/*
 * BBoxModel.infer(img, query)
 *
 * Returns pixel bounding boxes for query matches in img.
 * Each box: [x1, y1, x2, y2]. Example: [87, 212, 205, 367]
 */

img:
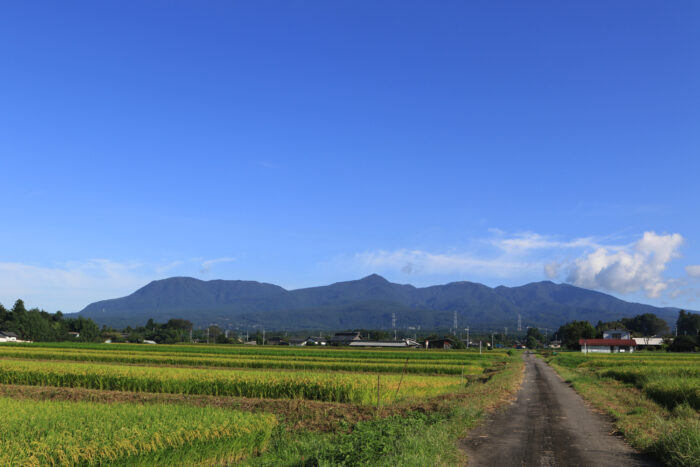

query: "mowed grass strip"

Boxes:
[0, 359, 463, 404]
[0, 346, 482, 375]
[0, 396, 277, 466]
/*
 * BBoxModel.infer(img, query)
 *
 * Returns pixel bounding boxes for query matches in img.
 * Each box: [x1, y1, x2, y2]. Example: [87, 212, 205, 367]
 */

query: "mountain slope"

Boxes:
[76, 275, 683, 330]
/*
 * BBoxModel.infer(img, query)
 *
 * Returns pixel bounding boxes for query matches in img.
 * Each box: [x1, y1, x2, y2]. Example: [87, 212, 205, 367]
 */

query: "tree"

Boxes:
[166, 319, 192, 331]
[0, 303, 8, 327]
[525, 328, 543, 349]
[621, 313, 669, 336]
[67, 317, 101, 342]
[557, 321, 596, 350]
[677, 310, 700, 337]
[668, 335, 697, 352]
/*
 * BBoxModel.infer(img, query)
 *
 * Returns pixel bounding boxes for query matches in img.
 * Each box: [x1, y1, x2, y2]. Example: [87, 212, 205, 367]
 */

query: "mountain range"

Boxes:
[75, 274, 684, 332]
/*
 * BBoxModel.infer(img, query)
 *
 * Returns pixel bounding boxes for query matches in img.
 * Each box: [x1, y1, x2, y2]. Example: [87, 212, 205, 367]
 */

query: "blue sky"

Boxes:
[1, 1, 698, 313]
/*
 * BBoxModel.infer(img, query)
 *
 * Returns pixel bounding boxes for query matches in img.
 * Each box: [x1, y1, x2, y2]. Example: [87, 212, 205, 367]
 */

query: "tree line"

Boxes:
[0, 299, 101, 342]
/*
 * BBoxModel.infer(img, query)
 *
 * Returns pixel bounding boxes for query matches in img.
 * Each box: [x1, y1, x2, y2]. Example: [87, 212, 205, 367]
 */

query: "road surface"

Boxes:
[461, 353, 660, 467]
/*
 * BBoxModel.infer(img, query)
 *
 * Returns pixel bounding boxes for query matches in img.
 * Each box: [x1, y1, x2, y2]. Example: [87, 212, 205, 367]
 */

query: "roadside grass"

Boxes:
[547, 354, 700, 467]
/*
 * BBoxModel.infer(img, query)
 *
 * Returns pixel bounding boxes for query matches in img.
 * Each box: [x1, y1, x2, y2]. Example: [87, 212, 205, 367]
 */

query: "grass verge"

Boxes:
[546, 355, 699, 467]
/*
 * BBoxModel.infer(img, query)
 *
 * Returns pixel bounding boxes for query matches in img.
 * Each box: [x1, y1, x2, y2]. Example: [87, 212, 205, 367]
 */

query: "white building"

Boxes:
[0, 331, 18, 343]
[349, 339, 419, 348]
[580, 329, 636, 353]
[633, 337, 664, 348]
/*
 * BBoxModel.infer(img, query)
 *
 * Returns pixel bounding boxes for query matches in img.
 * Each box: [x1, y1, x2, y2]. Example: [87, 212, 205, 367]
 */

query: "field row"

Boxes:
[0, 346, 487, 375]
[5, 341, 504, 361]
[0, 359, 465, 405]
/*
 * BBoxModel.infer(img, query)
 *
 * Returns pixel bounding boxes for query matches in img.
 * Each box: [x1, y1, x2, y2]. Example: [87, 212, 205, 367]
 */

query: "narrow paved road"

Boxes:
[461, 353, 660, 467]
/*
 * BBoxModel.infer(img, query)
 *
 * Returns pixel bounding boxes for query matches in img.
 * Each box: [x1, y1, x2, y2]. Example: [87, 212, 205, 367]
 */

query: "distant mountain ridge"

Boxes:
[75, 274, 683, 331]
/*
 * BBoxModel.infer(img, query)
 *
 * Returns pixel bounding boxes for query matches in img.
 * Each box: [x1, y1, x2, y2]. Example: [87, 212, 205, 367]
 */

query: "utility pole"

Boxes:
[479, 340, 482, 354]
[453, 311, 458, 335]
[262, 327, 265, 346]
[491, 332, 494, 350]
[465, 327, 470, 348]
[517, 314, 522, 332]
[207, 326, 210, 344]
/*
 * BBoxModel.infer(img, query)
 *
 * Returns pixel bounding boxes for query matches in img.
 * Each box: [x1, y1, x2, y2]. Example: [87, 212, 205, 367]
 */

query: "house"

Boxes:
[305, 336, 327, 346]
[330, 331, 362, 345]
[288, 339, 307, 346]
[68, 331, 80, 338]
[349, 339, 420, 348]
[267, 336, 284, 345]
[580, 329, 636, 353]
[426, 338, 457, 349]
[143, 339, 157, 345]
[633, 337, 665, 349]
[603, 329, 632, 340]
[0, 331, 18, 343]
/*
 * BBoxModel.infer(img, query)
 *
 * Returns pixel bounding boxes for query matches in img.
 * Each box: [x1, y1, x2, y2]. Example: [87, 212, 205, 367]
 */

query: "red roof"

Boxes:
[579, 339, 636, 346]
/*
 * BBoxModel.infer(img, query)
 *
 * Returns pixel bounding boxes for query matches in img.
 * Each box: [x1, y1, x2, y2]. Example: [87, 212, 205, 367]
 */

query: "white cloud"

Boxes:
[0, 256, 241, 312]
[544, 261, 561, 279]
[352, 230, 693, 303]
[565, 231, 683, 298]
[492, 232, 601, 254]
[200, 257, 236, 274]
[685, 265, 700, 277]
[355, 249, 537, 277]
[0, 260, 151, 313]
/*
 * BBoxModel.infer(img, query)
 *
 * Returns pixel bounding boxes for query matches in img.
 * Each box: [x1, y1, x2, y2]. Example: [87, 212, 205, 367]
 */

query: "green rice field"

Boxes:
[550, 353, 700, 410]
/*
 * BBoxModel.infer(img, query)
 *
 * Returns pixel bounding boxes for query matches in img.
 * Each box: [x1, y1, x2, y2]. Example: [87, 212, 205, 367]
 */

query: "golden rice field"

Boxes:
[0, 396, 277, 466]
[0, 345, 485, 375]
[0, 358, 464, 404]
[0, 342, 513, 465]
